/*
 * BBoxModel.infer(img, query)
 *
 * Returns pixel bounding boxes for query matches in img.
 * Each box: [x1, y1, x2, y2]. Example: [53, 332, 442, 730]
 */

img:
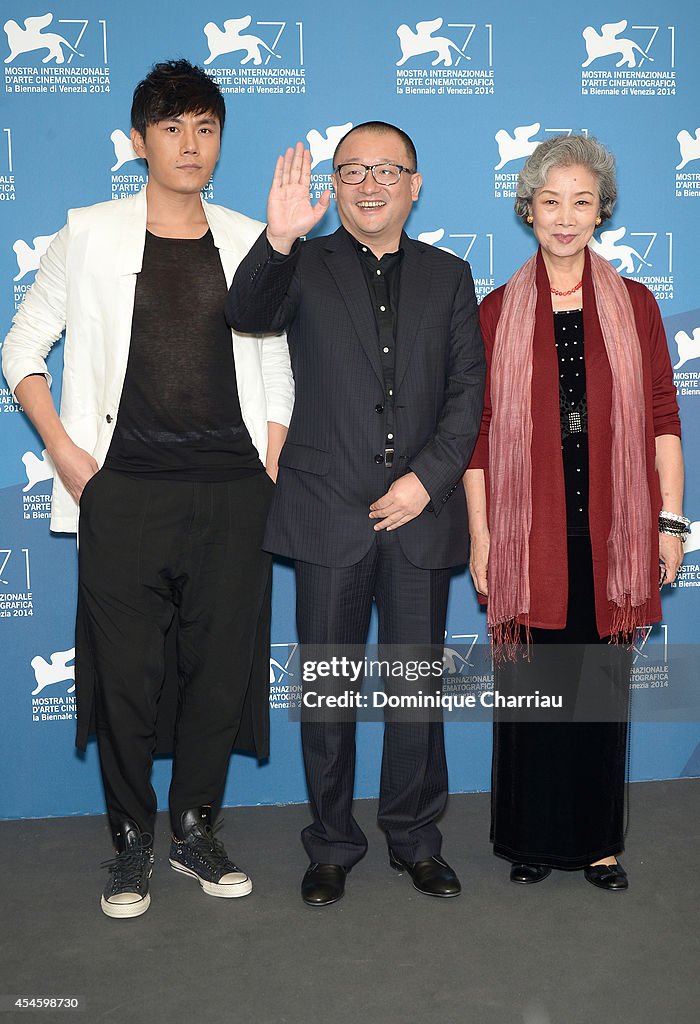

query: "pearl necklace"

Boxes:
[550, 280, 582, 297]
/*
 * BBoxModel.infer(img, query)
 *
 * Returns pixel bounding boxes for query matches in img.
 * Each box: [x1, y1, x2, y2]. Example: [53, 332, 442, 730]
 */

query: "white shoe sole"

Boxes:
[100, 892, 151, 919]
[169, 859, 253, 898]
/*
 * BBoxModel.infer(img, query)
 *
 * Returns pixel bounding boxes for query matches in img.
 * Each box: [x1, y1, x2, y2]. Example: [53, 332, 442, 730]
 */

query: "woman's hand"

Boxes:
[655, 436, 685, 587]
[658, 532, 684, 586]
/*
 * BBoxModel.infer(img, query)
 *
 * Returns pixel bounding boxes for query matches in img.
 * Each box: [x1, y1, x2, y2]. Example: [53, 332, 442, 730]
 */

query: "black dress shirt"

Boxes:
[347, 229, 404, 467]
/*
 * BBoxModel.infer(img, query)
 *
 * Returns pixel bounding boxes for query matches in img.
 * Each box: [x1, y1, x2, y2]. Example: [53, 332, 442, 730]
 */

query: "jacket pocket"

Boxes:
[278, 442, 331, 476]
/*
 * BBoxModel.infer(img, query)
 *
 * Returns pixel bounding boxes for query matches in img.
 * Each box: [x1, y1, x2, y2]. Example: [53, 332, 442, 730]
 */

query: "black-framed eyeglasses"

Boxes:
[334, 162, 416, 186]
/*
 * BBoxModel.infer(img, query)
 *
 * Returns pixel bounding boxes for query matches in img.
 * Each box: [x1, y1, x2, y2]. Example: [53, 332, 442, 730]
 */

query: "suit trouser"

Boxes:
[77, 469, 272, 840]
[296, 528, 452, 868]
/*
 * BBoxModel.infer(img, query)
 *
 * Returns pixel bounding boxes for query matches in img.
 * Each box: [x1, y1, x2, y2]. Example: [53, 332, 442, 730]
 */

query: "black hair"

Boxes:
[332, 121, 418, 170]
[131, 59, 225, 137]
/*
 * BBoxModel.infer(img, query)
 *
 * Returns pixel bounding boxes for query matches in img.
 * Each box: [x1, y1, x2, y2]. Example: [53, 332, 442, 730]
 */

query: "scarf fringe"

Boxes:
[608, 598, 652, 646]
[491, 618, 532, 663]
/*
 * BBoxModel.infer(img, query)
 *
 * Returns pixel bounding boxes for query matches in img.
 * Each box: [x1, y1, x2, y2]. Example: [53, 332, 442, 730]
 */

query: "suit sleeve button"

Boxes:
[374, 454, 383, 464]
[375, 404, 384, 413]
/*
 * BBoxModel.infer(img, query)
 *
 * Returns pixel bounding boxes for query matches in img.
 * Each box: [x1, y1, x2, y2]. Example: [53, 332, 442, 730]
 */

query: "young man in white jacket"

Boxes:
[2, 60, 293, 918]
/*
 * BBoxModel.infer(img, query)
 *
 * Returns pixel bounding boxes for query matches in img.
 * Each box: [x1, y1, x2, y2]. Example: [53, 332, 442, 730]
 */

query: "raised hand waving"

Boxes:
[266, 142, 331, 254]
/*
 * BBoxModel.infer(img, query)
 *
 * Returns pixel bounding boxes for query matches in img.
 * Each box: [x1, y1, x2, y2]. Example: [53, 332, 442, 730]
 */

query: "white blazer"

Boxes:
[2, 190, 294, 533]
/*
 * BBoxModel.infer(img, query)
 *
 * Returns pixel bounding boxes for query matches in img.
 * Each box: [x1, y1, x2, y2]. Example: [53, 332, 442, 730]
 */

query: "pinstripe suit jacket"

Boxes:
[226, 226, 485, 569]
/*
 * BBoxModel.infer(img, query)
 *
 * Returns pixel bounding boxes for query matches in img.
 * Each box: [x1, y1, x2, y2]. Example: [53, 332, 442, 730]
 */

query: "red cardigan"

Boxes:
[469, 248, 681, 636]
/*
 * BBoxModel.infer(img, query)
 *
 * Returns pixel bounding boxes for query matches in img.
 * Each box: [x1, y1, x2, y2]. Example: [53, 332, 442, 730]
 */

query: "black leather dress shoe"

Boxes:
[510, 863, 552, 884]
[583, 862, 628, 891]
[389, 850, 461, 897]
[301, 863, 347, 906]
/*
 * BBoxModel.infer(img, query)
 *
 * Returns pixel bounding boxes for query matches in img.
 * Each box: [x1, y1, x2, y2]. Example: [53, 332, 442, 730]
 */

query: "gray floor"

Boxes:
[1, 779, 699, 1024]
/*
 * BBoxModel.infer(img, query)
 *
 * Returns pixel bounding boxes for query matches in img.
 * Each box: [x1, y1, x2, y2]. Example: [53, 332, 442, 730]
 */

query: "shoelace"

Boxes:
[187, 821, 236, 870]
[101, 833, 153, 888]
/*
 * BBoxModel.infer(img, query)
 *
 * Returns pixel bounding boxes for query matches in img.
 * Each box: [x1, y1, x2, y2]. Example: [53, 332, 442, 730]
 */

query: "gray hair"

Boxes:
[514, 134, 617, 226]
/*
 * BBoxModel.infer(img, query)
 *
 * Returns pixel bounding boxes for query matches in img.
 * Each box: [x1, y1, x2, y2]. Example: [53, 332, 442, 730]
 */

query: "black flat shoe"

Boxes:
[389, 850, 461, 897]
[301, 863, 347, 906]
[510, 863, 552, 885]
[583, 862, 628, 891]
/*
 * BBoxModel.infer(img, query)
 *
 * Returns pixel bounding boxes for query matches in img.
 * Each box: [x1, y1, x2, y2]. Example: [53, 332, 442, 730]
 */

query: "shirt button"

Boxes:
[374, 454, 383, 464]
[376, 270, 382, 276]
[362, 247, 368, 252]
[388, 389, 393, 396]
[106, 414, 113, 423]
[383, 346, 390, 353]
[387, 433, 394, 440]
[375, 404, 384, 413]
[379, 305, 386, 312]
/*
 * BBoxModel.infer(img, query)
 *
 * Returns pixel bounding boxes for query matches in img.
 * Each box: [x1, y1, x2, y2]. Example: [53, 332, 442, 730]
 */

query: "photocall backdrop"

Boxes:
[1, 1, 699, 820]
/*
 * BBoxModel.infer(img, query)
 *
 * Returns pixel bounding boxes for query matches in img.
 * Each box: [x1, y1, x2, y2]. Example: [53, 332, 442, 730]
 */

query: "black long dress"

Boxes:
[490, 310, 632, 869]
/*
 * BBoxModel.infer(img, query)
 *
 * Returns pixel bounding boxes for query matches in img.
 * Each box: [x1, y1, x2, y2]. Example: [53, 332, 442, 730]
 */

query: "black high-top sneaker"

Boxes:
[169, 806, 252, 898]
[100, 821, 154, 919]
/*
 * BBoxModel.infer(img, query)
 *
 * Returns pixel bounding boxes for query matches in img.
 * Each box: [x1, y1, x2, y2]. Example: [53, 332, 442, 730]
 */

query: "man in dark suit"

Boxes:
[227, 122, 484, 905]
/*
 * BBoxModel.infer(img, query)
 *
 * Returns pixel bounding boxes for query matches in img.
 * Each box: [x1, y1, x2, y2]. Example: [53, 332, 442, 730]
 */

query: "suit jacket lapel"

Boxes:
[205, 201, 249, 284]
[322, 228, 384, 386]
[116, 187, 148, 276]
[395, 235, 429, 393]
[112, 190, 148, 381]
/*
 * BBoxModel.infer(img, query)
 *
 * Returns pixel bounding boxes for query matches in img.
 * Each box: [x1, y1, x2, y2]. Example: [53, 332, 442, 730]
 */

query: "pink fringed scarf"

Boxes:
[488, 248, 651, 653]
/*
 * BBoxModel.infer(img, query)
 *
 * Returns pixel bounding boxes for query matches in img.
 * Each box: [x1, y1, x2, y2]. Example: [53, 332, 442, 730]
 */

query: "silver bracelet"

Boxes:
[659, 510, 690, 525]
[659, 511, 690, 541]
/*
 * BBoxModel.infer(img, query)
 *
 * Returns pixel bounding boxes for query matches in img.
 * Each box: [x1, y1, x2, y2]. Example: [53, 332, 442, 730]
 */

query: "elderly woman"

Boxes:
[464, 135, 685, 890]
